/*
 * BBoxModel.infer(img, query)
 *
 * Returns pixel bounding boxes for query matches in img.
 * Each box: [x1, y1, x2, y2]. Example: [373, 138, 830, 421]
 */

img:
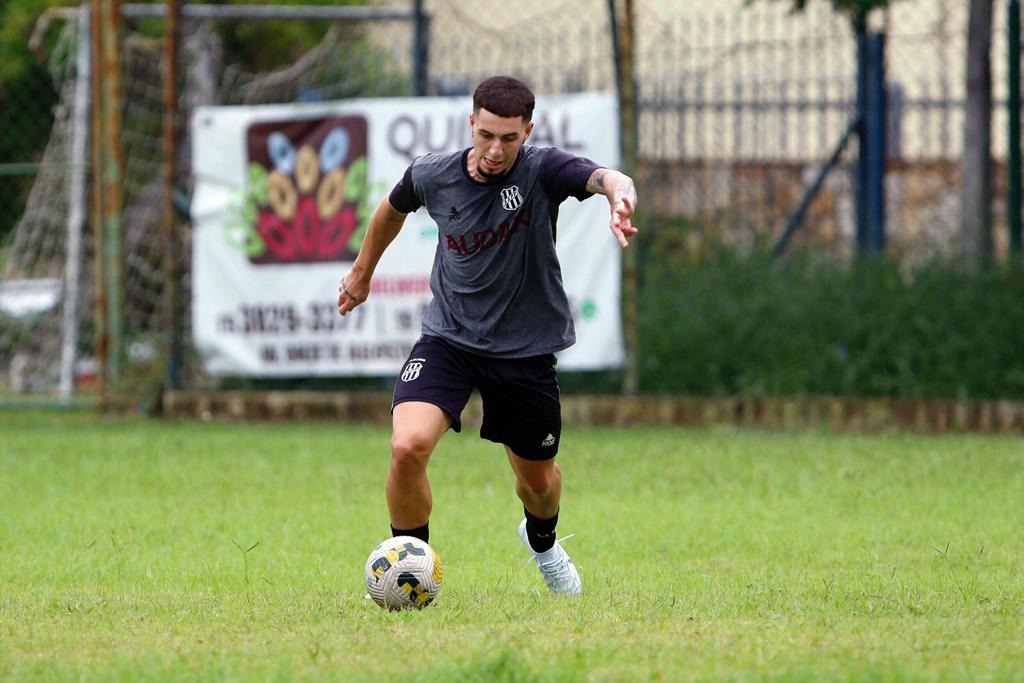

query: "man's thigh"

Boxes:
[392, 335, 475, 432]
[478, 353, 561, 460]
[391, 401, 452, 457]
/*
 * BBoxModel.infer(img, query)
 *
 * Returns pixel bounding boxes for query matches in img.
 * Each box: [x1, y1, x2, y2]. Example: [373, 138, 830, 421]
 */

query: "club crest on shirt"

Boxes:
[500, 185, 524, 211]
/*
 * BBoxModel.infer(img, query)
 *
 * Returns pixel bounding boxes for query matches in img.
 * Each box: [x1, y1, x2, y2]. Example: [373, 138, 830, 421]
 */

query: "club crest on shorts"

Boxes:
[400, 358, 426, 382]
[500, 185, 524, 211]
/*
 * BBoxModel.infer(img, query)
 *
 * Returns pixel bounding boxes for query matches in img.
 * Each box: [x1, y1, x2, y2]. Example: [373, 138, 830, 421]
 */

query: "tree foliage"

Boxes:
[759, 0, 896, 29]
[784, 0, 893, 13]
[0, 0, 75, 87]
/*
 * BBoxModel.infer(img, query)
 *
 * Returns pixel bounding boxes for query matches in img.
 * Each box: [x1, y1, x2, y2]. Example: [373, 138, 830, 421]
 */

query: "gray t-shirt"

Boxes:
[389, 145, 599, 357]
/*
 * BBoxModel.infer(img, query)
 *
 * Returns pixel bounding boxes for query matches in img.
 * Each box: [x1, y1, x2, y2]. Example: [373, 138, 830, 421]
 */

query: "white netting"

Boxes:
[0, 21, 85, 396]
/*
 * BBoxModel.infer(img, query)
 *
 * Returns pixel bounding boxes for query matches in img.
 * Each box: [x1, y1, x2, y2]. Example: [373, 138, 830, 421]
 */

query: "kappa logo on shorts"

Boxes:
[500, 185, 524, 211]
[541, 433, 557, 447]
[400, 358, 426, 382]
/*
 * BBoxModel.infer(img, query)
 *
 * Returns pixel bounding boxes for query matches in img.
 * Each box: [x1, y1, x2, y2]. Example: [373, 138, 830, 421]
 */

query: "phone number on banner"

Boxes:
[214, 302, 426, 336]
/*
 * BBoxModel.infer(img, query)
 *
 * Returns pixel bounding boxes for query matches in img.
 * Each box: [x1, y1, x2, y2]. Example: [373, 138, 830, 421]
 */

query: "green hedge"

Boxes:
[636, 247, 1024, 399]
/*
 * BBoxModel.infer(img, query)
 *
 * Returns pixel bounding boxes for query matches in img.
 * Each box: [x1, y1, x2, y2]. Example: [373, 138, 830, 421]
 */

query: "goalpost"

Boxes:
[60, 7, 91, 399]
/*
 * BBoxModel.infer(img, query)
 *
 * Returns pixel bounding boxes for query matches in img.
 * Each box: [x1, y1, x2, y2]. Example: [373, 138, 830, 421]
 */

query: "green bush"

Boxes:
[634, 244, 1024, 399]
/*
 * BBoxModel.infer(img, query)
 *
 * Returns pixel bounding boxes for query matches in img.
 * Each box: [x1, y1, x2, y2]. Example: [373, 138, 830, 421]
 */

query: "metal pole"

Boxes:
[961, 0, 994, 269]
[89, 0, 107, 407]
[412, 0, 428, 96]
[773, 116, 860, 258]
[162, 0, 182, 389]
[122, 3, 417, 20]
[855, 26, 869, 253]
[98, 0, 125, 401]
[1010, 0, 1022, 254]
[607, 0, 622, 103]
[864, 32, 887, 253]
[617, 0, 639, 395]
[60, 4, 92, 401]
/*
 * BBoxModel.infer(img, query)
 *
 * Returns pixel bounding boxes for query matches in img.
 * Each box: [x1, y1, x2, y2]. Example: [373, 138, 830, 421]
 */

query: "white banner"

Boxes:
[190, 93, 622, 376]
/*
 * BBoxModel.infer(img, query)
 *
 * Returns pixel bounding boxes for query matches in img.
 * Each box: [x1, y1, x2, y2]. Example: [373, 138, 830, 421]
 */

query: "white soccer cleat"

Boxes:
[518, 518, 582, 595]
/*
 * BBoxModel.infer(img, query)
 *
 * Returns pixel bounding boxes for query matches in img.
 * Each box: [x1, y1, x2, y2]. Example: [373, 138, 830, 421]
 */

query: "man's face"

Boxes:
[469, 107, 534, 179]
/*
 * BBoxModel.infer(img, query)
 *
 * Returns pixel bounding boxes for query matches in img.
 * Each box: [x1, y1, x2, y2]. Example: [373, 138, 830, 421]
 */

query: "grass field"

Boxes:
[1, 409, 1022, 681]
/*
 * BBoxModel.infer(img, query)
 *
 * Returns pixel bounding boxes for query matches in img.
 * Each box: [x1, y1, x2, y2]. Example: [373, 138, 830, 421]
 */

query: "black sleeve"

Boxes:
[538, 147, 600, 204]
[388, 164, 422, 213]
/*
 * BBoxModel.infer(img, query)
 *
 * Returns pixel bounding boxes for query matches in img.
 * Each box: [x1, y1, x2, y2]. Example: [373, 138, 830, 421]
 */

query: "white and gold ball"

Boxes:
[364, 536, 443, 610]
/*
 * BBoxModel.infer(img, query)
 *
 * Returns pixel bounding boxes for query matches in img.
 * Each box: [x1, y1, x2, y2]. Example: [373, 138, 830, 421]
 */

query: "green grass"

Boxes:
[1, 410, 1022, 681]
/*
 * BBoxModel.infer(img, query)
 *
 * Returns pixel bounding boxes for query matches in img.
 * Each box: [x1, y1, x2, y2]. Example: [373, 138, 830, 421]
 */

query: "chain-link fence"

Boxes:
[0, 0, 1017, 402]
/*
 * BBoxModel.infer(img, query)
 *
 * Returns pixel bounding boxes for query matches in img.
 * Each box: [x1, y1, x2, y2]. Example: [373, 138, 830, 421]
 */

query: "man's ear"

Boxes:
[523, 120, 534, 140]
[469, 112, 476, 131]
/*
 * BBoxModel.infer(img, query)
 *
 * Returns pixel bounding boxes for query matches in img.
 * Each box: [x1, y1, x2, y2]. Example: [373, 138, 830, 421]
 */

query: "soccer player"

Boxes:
[337, 75, 637, 595]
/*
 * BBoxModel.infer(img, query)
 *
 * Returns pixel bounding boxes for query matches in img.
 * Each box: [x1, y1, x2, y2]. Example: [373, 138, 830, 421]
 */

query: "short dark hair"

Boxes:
[472, 75, 535, 122]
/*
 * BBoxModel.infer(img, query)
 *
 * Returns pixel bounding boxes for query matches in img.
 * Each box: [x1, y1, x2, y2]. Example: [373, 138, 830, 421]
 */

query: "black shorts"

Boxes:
[392, 335, 562, 460]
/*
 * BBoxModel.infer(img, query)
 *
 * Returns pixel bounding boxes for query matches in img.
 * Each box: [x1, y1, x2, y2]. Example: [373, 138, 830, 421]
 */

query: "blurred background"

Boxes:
[1, 0, 1021, 417]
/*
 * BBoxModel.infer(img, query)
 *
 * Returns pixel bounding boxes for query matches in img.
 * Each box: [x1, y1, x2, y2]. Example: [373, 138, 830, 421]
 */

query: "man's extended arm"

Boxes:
[337, 197, 408, 317]
[585, 168, 638, 248]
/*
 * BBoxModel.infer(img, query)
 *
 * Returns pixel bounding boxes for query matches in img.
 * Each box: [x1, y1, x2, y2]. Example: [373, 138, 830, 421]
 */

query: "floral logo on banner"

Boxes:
[226, 116, 370, 264]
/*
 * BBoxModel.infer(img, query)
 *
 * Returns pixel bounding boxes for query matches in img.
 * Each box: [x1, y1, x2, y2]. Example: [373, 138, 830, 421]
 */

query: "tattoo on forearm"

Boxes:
[587, 169, 636, 208]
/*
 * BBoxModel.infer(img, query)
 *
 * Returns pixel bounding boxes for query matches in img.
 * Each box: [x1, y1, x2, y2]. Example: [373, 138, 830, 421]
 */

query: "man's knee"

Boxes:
[518, 461, 558, 497]
[390, 430, 436, 471]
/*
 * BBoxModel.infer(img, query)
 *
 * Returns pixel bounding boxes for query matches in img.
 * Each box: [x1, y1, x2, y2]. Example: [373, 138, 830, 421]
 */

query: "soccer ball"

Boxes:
[364, 536, 443, 610]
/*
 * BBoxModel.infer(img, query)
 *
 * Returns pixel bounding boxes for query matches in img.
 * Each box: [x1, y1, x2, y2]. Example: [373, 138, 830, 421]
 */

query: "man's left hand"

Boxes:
[610, 197, 638, 248]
